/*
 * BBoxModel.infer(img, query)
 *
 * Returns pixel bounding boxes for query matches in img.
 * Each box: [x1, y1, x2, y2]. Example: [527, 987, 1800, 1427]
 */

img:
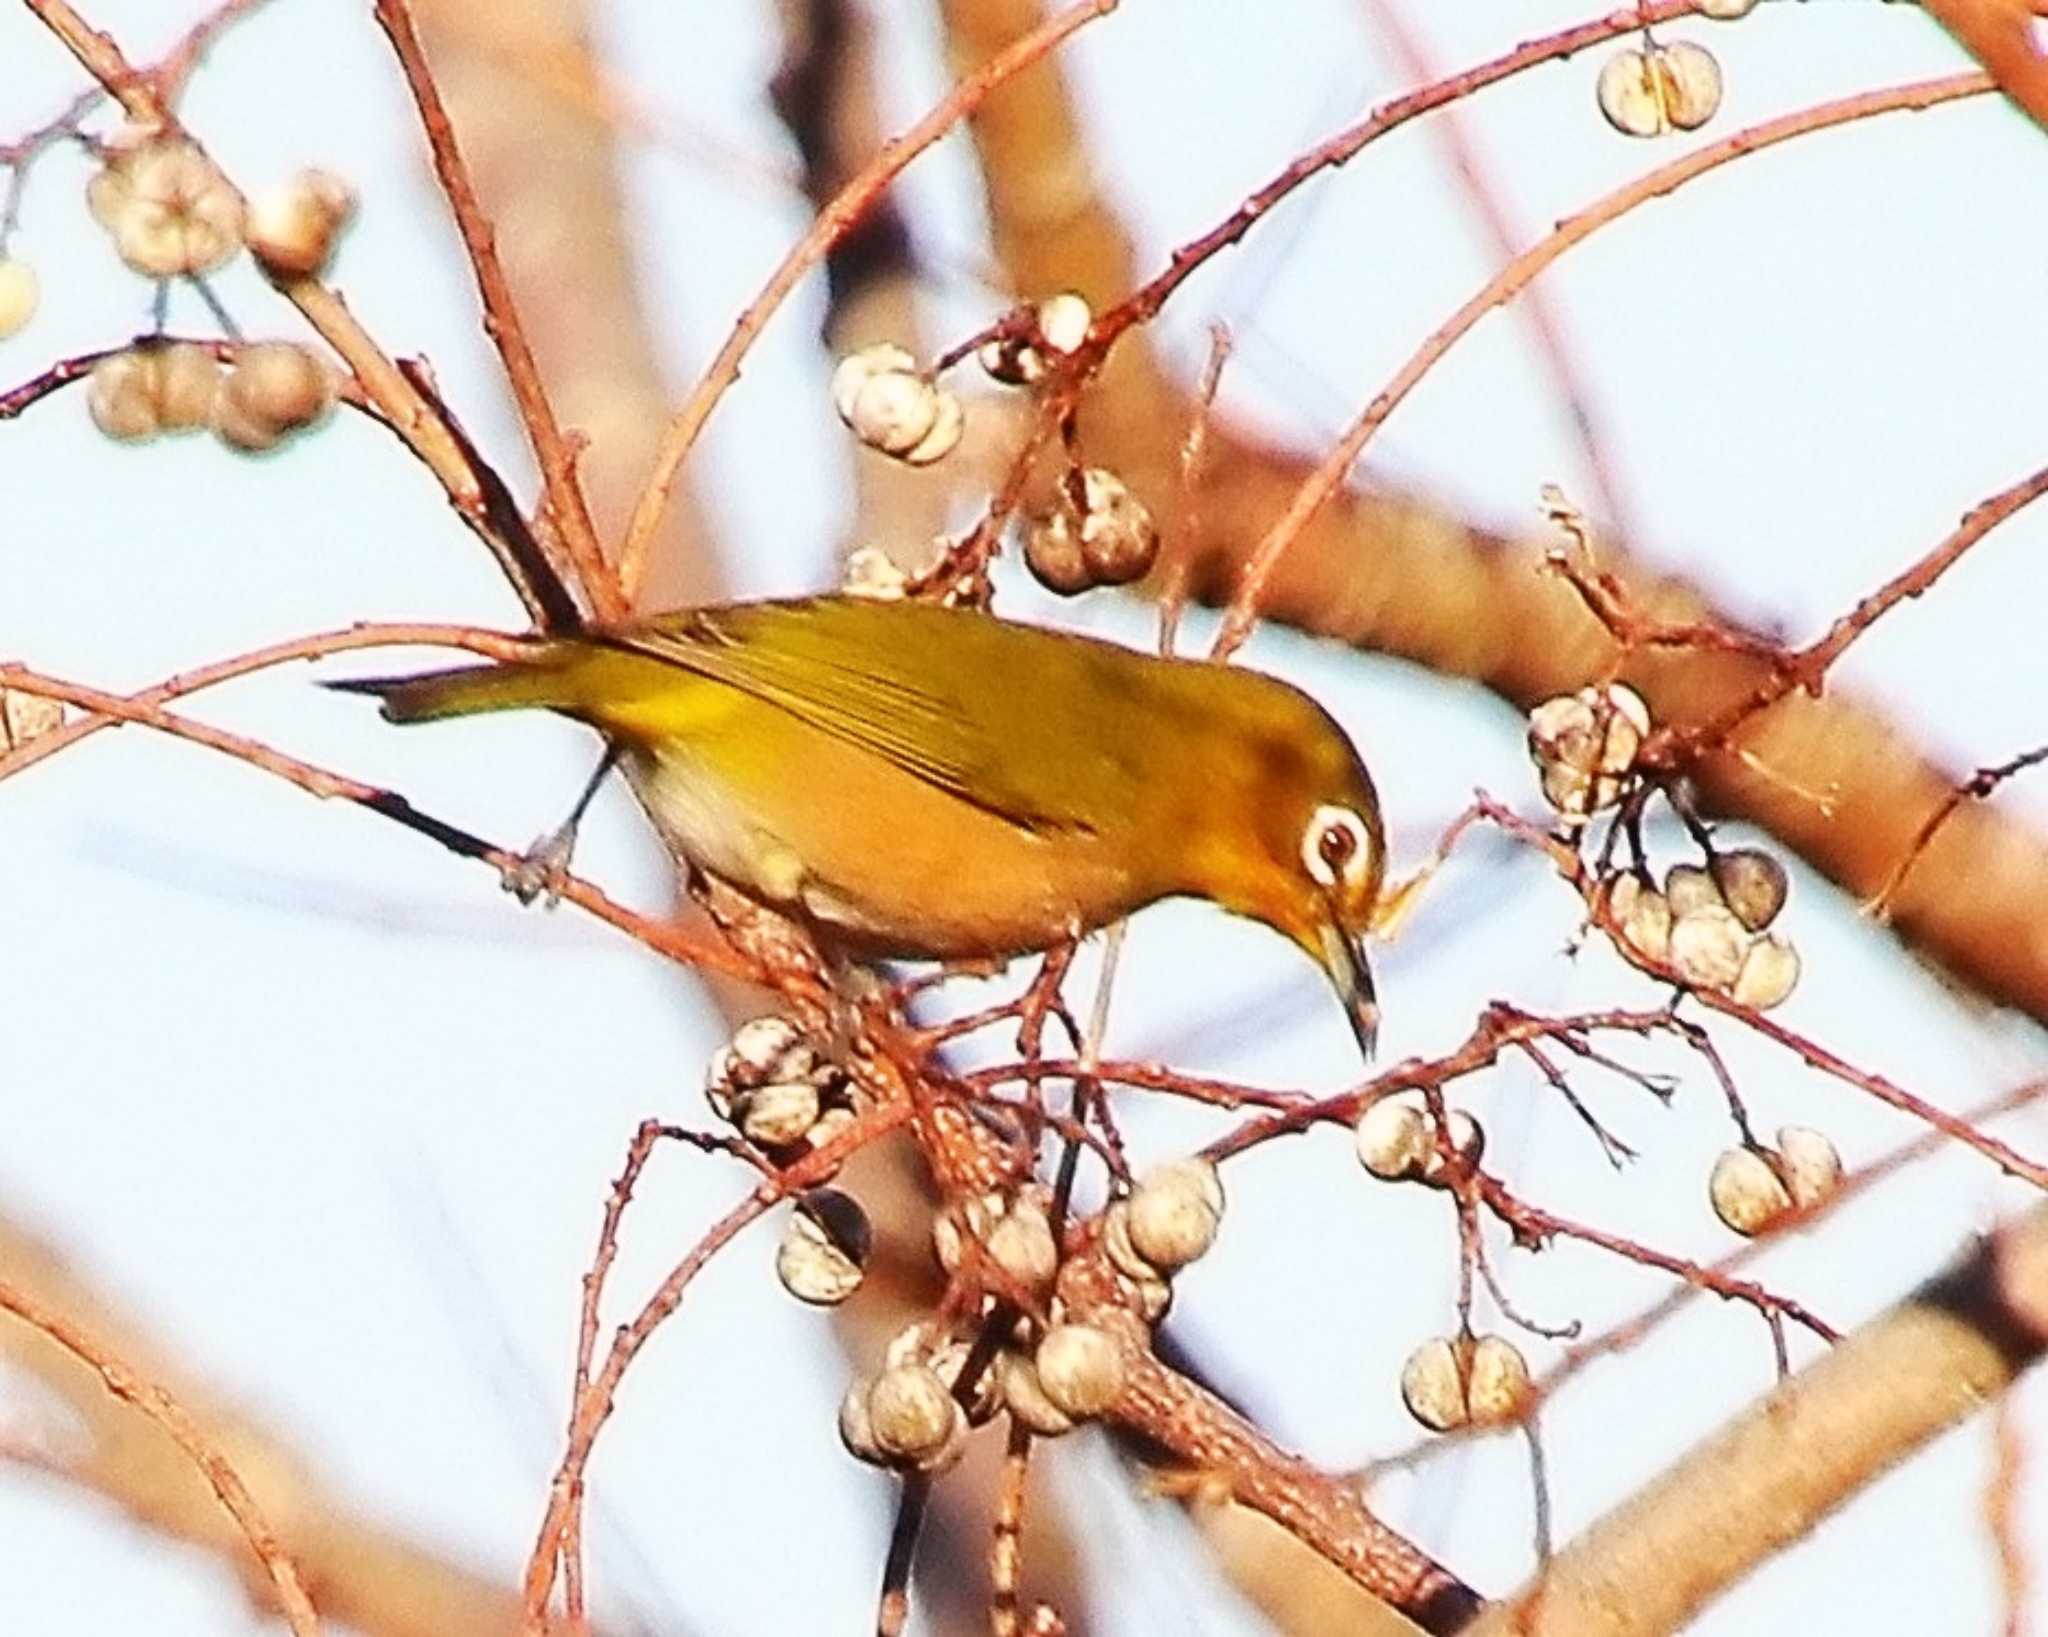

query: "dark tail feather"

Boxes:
[322, 660, 570, 724]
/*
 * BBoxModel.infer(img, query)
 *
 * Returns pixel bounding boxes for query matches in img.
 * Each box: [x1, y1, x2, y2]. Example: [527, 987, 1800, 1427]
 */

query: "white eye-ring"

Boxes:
[1302, 804, 1372, 891]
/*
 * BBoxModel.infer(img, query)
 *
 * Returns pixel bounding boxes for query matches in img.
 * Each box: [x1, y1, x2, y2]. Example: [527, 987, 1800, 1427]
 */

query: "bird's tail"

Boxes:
[323, 653, 578, 724]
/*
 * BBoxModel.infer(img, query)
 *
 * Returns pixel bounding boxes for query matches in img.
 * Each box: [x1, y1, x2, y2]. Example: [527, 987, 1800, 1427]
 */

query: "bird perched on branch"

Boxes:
[330, 595, 1391, 1055]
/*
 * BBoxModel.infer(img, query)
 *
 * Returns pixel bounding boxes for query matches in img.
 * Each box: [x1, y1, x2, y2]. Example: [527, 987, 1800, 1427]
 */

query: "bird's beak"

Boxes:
[1314, 906, 1380, 1061]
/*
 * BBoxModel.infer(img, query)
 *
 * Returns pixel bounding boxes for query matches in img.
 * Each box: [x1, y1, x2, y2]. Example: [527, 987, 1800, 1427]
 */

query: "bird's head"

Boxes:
[1188, 685, 1388, 1058]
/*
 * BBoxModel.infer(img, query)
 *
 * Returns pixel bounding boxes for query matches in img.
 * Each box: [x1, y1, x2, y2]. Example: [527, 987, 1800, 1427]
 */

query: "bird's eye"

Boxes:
[1302, 804, 1370, 890]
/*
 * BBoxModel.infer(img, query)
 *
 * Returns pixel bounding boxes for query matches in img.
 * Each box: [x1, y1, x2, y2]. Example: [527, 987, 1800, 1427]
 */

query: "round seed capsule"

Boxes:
[1670, 904, 1747, 991]
[867, 1362, 963, 1465]
[1355, 1096, 1431, 1181]
[1125, 1159, 1224, 1270]
[1709, 1146, 1792, 1236]
[1777, 1125, 1842, 1210]
[1711, 848, 1789, 931]
[775, 1189, 871, 1306]
[1400, 1337, 1468, 1433]
[1034, 1324, 1126, 1420]
[1732, 934, 1800, 1010]
[1466, 1335, 1533, 1427]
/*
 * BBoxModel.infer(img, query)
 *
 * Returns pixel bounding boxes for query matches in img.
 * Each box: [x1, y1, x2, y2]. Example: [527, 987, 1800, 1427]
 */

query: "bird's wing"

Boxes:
[612, 599, 1117, 833]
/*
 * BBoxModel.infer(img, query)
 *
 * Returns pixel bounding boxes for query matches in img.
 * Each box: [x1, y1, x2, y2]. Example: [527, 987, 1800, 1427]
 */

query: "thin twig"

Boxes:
[21, 0, 579, 629]
[372, 0, 617, 624]
[1210, 72, 1993, 659]
[0, 1278, 323, 1636]
[615, 0, 1121, 603]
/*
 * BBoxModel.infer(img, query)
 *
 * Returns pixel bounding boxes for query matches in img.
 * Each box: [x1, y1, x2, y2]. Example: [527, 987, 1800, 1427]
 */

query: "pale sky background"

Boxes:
[5, 1, 2048, 1632]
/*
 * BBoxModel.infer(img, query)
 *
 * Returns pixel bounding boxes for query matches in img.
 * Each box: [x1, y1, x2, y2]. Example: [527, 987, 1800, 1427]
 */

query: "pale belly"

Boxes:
[623, 739, 1147, 960]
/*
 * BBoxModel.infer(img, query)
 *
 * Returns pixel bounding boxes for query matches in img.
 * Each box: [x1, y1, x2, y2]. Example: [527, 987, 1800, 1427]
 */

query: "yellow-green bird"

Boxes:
[333, 595, 1389, 1054]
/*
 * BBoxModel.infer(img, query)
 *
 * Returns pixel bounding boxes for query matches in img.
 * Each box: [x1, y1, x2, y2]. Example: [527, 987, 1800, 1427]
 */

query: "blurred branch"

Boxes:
[615, 0, 1120, 604]
[1356, 0, 1638, 542]
[407, 0, 728, 612]
[0, 1216, 587, 1636]
[373, 0, 619, 624]
[0, 1275, 322, 1635]
[1466, 1203, 2048, 1636]
[1925, 0, 2048, 133]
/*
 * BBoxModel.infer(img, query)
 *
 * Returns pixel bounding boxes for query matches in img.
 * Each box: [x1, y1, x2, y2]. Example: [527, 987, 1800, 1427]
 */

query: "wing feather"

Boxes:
[610, 599, 1110, 832]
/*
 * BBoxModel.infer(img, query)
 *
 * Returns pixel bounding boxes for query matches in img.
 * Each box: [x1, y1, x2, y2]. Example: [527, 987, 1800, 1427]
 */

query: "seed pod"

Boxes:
[1657, 42, 1724, 129]
[735, 1079, 822, 1148]
[1732, 934, 1800, 1010]
[1069, 467, 1158, 586]
[838, 1375, 887, 1464]
[1400, 1337, 1469, 1433]
[91, 138, 244, 278]
[776, 1190, 871, 1305]
[867, 1362, 964, 1465]
[1354, 1096, 1431, 1181]
[1711, 848, 1789, 931]
[1100, 1201, 1156, 1281]
[1598, 42, 1724, 138]
[1663, 863, 1724, 919]
[212, 342, 335, 451]
[153, 343, 222, 430]
[998, 1349, 1076, 1437]
[1613, 876, 1673, 963]
[1699, 0, 1758, 15]
[1777, 1125, 1842, 1210]
[1022, 507, 1095, 596]
[832, 343, 947, 458]
[985, 1192, 1059, 1296]
[0, 258, 38, 340]
[899, 386, 963, 466]
[1465, 1335, 1533, 1427]
[1033, 1324, 1126, 1420]
[1709, 1146, 1792, 1236]
[1528, 685, 1647, 817]
[1034, 292, 1091, 355]
[1419, 1110, 1485, 1187]
[245, 168, 355, 279]
[1669, 904, 1747, 991]
[1, 689, 63, 751]
[1125, 1159, 1224, 1270]
[978, 333, 1048, 387]
[87, 351, 163, 442]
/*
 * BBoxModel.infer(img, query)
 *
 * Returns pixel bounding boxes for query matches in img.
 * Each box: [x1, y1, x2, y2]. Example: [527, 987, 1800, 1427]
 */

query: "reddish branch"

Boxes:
[1870, 742, 2048, 920]
[1211, 71, 1994, 656]
[0, 1278, 323, 1636]
[0, 659, 759, 982]
[21, 0, 578, 630]
[614, 0, 1122, 604]
[372, 0, 619, 625]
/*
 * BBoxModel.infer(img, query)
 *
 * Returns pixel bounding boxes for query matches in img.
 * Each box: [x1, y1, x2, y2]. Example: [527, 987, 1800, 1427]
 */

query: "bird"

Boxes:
[328, 594, 1389, 1055]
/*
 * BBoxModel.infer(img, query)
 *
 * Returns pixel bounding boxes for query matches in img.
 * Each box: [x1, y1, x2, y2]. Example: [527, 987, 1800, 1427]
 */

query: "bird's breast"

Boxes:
[625, 736, 1148, 961]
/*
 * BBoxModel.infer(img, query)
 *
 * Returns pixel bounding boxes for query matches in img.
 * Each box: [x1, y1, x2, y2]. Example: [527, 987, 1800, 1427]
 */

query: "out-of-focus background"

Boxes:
[5, 1, 2048, 1631]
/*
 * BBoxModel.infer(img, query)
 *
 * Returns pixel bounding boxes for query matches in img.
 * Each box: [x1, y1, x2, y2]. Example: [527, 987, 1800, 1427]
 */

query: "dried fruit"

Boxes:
[1732, 934, 1800, 1010]
[1124, 1159, 1224, 1270]
[89, 137, 244, 278]
[1669, 904, 1747, 991]
[1597, 41, 1724, 138]
[1711, 848, 1789, 932]
[245, 168, 355, 279]
[1033, 1324, 1125, 1419]
[0, 258, 39, 340]
[1709, 1146, 1792, 1236]
[1777, 1125, 1842, 1210]
[775, 1190, 871, 1305]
